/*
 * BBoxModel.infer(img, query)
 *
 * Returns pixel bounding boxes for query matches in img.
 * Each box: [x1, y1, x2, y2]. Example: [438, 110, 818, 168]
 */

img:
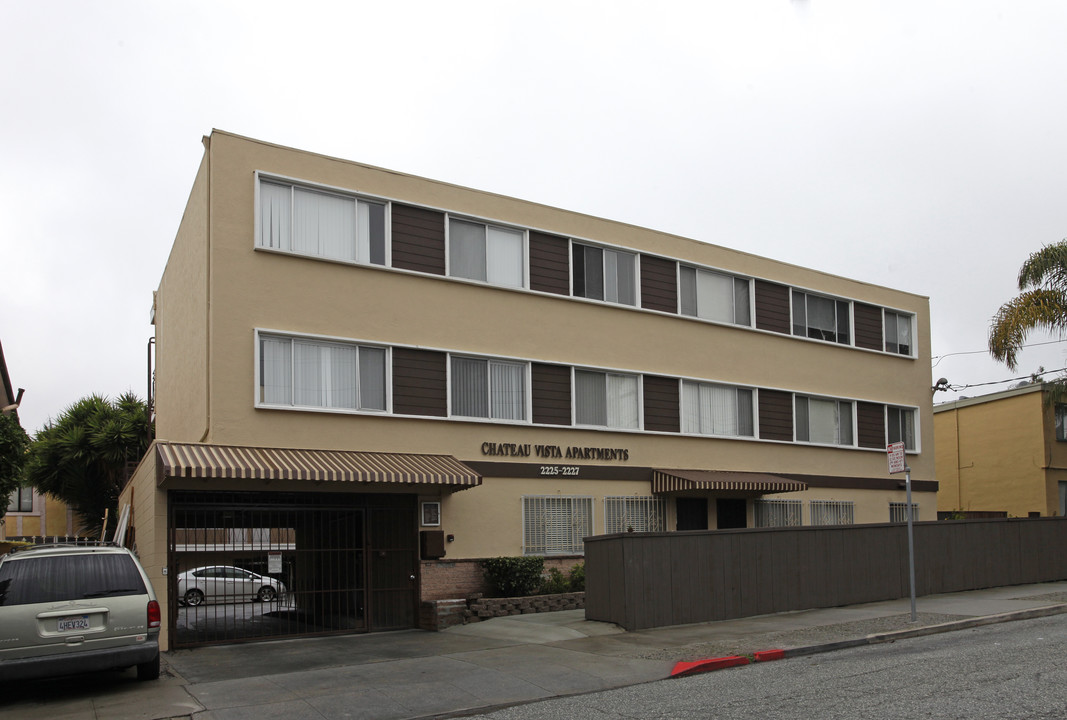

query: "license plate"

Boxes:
[58, 615, 90, 632]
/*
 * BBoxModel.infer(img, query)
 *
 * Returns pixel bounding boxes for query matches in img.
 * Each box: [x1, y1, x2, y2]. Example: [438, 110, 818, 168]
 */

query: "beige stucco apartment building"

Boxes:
[935, 384, 1067, 518]
[122, 130, 934, 649]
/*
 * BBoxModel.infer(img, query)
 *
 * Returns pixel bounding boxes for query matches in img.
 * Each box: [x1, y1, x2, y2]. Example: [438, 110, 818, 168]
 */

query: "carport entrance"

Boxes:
[168, 490, 417, 647]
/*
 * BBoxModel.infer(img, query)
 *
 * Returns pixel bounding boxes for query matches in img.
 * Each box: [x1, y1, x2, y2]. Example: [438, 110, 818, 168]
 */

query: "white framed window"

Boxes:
[679, 267, 751, 325]
[795, 396, 854, 446]
[574, 369, 639, 429]
[258, 178, 387, 265]
[681, 381, 754, 437]
[523, 496, 593, 555]
[604, 496, 667, 534]
[7, 487, 33, 513]
[792, 290, 850, 344]
[889, 502, 919, 523]
[884, 311, 913, 356]
[810, 500, 854, 525]
[448, 218, 525, 288]
[451, 356, 526, 421]
[754, 499, 802, 527]
[887, 406, 917, 450]
[259, 335, 387, 411]
[572, 243, 636, 306]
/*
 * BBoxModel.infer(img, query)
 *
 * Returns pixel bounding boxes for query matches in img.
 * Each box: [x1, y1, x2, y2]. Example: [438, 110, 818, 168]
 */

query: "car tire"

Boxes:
[137, 653, 160, 681]
[184, 589, 205, 607]
[257, 586, 277, 602]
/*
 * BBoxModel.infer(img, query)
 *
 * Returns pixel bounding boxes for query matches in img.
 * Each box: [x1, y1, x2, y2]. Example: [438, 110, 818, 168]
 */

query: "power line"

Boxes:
[931, 338, 1066, 368]
[936, 366, 1067, 394]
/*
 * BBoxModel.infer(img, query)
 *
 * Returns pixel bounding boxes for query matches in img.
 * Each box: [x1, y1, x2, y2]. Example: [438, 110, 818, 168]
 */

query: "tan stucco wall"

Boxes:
[154, 150, 211, 442]
[935, 387, 1056, 517]
[1, 493, 76, 538]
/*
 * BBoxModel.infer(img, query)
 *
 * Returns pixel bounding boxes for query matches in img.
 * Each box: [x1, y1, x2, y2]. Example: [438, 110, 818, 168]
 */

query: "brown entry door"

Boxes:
[367, 500, 418, 630]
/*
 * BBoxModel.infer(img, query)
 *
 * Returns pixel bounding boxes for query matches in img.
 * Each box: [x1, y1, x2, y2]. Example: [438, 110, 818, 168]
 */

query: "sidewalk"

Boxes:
[5, 581, 1067, 720]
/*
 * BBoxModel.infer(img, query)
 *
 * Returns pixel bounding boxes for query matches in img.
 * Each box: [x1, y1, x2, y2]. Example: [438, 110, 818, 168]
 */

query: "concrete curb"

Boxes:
[671, 603, 1067, 677]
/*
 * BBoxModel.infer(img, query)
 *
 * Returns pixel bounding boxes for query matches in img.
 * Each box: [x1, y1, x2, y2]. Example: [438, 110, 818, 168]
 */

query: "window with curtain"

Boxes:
[604, 496, 666, 533]
[795, 395, 854, 446]
[258, 178, 387, 265]
[259, 335, 386, 411]
[1057, 406, 1067, 442]
[810, 500, 854, 525]
[754, 499, 802, 527]
[451, 356, 526, 421]
[887, 406, 916, 450]
[679, 267, 751, 325]
[523, 496, 593, 555]
[884, 311, 913, 355]
[681, 381, 754, 437]
[572, 243, 636, 306]
[574, 370, 639, 429]
[792, 290, 850, 344]
[448, 218, 524, 288]
[7, 486, 32, 513]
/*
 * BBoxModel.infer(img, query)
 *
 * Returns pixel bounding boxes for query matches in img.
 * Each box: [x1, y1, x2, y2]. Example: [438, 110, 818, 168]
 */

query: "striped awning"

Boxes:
[156, 442, 481, 489]
[652, 469, 807, 494]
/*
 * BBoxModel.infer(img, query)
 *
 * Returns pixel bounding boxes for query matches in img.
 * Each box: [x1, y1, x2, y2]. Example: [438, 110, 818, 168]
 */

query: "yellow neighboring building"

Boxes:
[2, 490, 78, 540]
[122, 130, 935, 649]
[935, 383, 1067, 518]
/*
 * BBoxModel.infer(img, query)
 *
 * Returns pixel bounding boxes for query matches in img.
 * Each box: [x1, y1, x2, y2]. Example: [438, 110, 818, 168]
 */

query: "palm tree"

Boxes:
[24, 392, 152, 536]
[989, 240, 1067, 371]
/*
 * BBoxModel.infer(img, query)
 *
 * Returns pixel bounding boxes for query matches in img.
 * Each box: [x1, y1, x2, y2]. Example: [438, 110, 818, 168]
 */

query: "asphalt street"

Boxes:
[461, 613, 1067, 720]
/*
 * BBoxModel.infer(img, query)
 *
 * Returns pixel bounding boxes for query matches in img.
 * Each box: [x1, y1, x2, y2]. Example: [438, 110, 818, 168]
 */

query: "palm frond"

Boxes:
[1018, 240, 1067, 292]
[988, 289, 1067, 371]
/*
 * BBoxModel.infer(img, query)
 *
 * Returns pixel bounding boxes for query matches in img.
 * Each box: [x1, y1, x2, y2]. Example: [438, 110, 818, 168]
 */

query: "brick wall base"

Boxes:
[420, 592, 585, 631]
[419, 556, 583, 602]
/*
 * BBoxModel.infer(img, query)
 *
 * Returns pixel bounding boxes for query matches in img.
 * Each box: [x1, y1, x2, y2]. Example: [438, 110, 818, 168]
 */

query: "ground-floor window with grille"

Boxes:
[523, 496, 593, 555]
[604, 496, 667, 533]
[754, 499, 802, 527]
[810, 500, 854, 525]
[889, 502, 919, 523]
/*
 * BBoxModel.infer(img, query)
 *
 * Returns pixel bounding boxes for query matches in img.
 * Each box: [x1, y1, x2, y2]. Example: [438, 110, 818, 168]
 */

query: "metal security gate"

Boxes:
[168, 490, 417, 647]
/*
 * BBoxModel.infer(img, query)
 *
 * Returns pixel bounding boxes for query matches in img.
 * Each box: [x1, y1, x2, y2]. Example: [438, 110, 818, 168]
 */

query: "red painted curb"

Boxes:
[670, 655, 750, 678]
[754, 649, 786, 662]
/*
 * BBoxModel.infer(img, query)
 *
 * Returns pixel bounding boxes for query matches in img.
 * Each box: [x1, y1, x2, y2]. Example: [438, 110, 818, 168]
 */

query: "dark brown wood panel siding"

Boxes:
[392, 348, 447, 417]
[857, 401, 886, 449]
[532, 363, 572, 426]
[529, 231, 571, 295]
[643, 375, 680, 433]
[391, 203, 445, 275]
[640, 255, 678, 313]
[854, 303, 884, 351]
[758, 389, 793, 441]
[754, 280, 791, 334]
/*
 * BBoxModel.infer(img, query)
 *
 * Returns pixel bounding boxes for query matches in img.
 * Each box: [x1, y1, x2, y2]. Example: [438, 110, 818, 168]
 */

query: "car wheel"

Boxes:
[137, 653, 160, 681]
[257, 586, 277, 602]
[184, 589, 205, 607]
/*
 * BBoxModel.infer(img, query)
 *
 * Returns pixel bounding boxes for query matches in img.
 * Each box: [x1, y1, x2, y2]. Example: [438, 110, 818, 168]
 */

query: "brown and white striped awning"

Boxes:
[652, 469, 807, 494]
[156, 442, 481, 489]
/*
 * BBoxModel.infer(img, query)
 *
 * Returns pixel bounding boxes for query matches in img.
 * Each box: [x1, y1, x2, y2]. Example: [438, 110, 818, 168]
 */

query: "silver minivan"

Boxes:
[0, 543, 161, 682]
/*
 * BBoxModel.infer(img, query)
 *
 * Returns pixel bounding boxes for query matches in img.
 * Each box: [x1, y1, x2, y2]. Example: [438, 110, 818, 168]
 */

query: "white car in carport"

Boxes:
[177, 566, 286, 606]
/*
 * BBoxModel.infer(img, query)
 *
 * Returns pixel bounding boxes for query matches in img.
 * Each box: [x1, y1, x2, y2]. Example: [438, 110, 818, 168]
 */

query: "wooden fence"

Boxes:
[584, 518, 1067, 631]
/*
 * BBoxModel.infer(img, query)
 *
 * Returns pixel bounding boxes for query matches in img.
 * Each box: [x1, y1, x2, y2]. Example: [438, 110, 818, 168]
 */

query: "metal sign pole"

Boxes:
[905, 463, 917, 622]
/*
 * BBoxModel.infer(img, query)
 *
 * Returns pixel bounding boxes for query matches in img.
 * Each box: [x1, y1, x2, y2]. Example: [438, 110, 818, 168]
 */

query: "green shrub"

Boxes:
[481, 556, 544, 597]
[567, 562, 585, 592]
[540, 567, 570, 594]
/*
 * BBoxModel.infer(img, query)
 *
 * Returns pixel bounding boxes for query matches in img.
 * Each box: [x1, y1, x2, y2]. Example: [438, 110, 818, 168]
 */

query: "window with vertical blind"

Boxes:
[257, 178, 387, 265]
[450, 356, 526, 421]
[810, 500, 854, 525]
[604, 496, 666, 534]
[887, 406, 916, 450]
[754, 499, 802, 527]
[448, 218, 525, 288]
[889, 502, 919, 523]
[681, 380, 754, 437]
[259, 335, 386, 411]
[7, 487, 32, 513]
[574, 369, 639, 429]
[884, 311, 913, 355]
[523, 496, 593, 555]
[679, 266, 751, 326]
[795, 396, 854, 446]
[792, 290, 850, 344]
[572, 243, 636, 306]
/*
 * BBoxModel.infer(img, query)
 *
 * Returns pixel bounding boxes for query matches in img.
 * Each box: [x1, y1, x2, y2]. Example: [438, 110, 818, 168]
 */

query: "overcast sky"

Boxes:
[3, 1, 1065, 434]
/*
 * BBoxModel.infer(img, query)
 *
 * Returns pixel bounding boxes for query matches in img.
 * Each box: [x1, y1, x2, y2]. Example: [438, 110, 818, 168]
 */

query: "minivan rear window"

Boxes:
[0, 554, 147, 606]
